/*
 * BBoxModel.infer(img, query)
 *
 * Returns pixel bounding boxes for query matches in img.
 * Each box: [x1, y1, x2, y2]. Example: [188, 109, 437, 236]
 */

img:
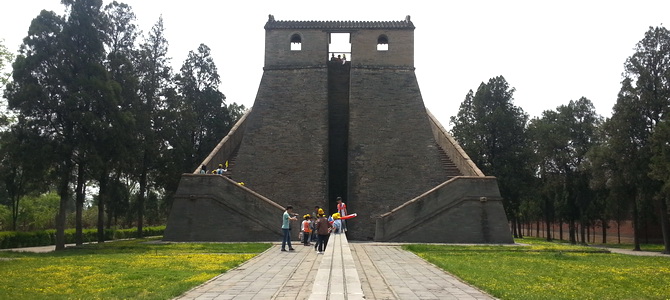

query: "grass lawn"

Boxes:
[0, 237, 271, 299]
[405, 237, 670, 300]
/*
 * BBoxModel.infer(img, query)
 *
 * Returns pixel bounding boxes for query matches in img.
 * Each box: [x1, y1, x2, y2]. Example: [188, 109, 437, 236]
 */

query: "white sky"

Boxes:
[2, 0, 670, 127]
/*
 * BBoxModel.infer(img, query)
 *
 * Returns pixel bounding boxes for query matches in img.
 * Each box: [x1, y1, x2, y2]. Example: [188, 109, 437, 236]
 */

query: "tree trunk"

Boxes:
[644, 221, 649, 244]
[632, 194, 641, 251]
[569, 219, 576, 244]
[10, 169, 27, 231]
[660, 195, 670, 254]
[580, 220, 587, 245]
[137, 166, 147, 238]
[75, 162, 86, 246]
[601, 219, 607, 244]
[617, 220, 621, 244]
[552, 222, 556, 239]
[11, 194, 20, 231]
[511, 220, 518, 238]
[517, 219, 523, 238]
[546, 219, 552, 241]
[98, 168, 108, 243]
[536, 220, 540, 237]
[559, 221, 563, 241]
[55, 160, 73, 251]
[592, 225, 595, 243]
[106, 206, 113, 230]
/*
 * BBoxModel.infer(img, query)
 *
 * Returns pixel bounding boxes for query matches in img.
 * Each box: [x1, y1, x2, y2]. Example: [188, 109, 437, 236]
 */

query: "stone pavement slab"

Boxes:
[175, 242, 321, 300]
[175, 238, 496, 300]
[309, 233, 364, 300]
[351, 242, 496, 300]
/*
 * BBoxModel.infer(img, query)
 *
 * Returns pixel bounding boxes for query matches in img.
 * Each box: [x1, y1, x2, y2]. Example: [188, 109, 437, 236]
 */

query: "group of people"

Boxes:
[281, 197, 351, 254]
[330, 53, 348, 64]
[199, 162, 244, 185]
[199, 162, 228, 175]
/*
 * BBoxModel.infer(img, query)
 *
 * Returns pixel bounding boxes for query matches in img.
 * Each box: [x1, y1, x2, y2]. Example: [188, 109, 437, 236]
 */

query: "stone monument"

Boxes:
[164, 15, 514, 244]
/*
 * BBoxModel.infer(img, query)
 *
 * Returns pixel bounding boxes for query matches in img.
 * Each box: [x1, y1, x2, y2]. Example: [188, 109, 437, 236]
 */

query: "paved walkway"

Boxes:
[592, 246, 670, 257]
[175, 235, 495, 300]
[0, 243, 83, 253]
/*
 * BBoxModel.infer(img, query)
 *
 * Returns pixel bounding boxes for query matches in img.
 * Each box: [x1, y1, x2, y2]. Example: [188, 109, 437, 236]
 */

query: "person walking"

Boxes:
[315, 212, 332, 254]
[311, 206, 322, 244]
[281, 206, 297, 252]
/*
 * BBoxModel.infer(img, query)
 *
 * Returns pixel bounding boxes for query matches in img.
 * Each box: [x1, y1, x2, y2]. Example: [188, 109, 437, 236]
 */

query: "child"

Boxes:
[314, 208, 326, 250]
[311, 206, 320, 243]
[331, 213, 342, 234]
[301, 215, 312, 246]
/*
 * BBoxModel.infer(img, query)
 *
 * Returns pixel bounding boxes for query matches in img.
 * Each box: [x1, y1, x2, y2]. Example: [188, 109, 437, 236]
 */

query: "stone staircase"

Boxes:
[221, 145, 240, 178]
[437, 143, 463, 180]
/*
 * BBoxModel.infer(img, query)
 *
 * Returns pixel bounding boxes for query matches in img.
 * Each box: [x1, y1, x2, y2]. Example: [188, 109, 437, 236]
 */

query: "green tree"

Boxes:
[0, 38, 13, 88]
[170, 44, 230, 171]
[528, 98, 601, 244]
[650, 117, 670, 253]
[609, 25, 670, 251]
[92, 0, 140, 242]
[132, 16, 172, 237]
[63, 0, 115, 247]
[567, 98, 601, 244]
[16, 192, 60, 230]
[528, 110, 566, 241]
[6, 0, 113, 250]
[6, 8, 72, 249]
[162, 43, 244, 193]
[606, 78, 656, 251]
[450, 76, 531, 237]
[0, 125, 50, 231]
[586, 127, 619, 244]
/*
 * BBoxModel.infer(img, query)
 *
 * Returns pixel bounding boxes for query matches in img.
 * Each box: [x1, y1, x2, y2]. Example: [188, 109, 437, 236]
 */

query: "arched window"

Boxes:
[291, 33, 302, 51]
[377, 35, 389, 51]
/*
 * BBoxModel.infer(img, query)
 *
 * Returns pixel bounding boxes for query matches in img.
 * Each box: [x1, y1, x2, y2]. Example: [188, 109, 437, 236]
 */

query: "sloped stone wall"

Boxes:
[375, 177, 514, 243]
[347, 67, 448, 240]
[164, 175, 286, 242]
[232, 68, 330, 213]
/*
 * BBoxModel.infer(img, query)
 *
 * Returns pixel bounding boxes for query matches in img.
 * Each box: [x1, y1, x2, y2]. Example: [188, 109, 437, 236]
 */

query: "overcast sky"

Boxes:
[3, 0, 670, 127]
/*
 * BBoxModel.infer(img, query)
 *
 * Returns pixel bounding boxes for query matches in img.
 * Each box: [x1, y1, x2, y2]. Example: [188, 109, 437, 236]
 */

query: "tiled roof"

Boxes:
[264, 15, 415, 30]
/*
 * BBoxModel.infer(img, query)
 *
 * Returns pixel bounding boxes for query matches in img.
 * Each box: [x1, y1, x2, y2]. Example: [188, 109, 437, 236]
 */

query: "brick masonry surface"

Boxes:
[165, 18, 514, 244]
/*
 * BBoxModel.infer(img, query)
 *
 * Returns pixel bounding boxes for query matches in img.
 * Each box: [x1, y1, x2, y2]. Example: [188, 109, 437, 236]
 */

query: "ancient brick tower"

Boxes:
[164, 16, 513, 243]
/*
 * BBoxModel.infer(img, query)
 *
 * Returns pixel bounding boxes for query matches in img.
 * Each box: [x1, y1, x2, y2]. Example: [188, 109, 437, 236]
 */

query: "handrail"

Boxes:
[375, 176, 505, 242]
[426, 109, 485, 177]
[164, 173, 286, 241]
[380, 176, 497, 218]
[194, 108, 252, 174]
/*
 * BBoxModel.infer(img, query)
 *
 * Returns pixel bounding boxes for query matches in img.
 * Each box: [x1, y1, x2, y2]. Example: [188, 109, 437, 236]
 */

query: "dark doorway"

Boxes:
[327, 59, 350, 215]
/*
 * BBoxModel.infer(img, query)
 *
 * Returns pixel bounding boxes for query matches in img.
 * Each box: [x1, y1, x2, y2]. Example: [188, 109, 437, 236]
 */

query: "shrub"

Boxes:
[0, 205, 11, 231]
[0, 226, 165, 249]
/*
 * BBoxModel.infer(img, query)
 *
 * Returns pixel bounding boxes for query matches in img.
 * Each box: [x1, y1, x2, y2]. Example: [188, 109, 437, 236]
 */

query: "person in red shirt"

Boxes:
[336, 197, 347, 232]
